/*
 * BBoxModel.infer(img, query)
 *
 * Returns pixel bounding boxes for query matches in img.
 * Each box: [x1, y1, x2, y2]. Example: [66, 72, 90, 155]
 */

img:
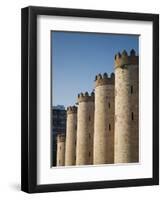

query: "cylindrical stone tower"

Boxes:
[76, 92, 94, 165]
[65, 106, 77, 166]
[93, 73, 115, 164]
[114, 50, 139, 163]
[56, 134, 66, 166]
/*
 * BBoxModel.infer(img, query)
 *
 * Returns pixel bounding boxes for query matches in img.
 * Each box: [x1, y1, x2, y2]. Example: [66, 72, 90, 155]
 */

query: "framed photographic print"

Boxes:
[21, 6, 159, 193]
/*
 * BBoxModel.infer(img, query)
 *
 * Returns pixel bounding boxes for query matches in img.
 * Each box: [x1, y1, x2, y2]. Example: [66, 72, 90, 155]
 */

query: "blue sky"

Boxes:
[51, 31, 139, 108]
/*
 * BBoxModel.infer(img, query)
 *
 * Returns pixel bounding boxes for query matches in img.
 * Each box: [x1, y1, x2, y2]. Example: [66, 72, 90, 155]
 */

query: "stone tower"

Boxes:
[114, 49, 139, 163]
[76, 92, 94, 165]
[93, 73, 115, 164]
[56, 134, 66, 166]
[65, 106, 77, 166]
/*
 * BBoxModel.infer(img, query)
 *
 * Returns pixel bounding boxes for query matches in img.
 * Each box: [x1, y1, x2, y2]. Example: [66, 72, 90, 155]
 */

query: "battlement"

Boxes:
[114, 49, 139, 69]
[57, 133, 66, 142]
[95, 72, 115, 87]
[77, 92, 94, 103]
[67, 106, 77, 114]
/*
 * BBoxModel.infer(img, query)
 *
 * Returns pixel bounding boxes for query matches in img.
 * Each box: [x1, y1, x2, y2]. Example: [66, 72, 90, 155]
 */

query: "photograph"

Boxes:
[51, 31, 139, 167]
[21, 6, 159, 193]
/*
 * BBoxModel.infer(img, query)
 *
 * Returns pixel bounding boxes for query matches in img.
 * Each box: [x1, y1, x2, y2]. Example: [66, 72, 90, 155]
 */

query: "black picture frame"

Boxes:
[21, 6, 159, 193]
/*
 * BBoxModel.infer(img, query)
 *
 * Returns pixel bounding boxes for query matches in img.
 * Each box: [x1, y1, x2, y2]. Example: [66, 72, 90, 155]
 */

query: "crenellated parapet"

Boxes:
[77, 92, 94, 103]
[95, 72, 115, 87]
[57, 133, 66, 143]
[67, 106, 77, 115]
[114, 49, 138, 69]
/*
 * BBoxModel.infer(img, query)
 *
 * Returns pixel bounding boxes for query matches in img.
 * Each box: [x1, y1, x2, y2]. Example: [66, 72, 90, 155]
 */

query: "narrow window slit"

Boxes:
[131, 85, 133, 94]
[131, 112, 134, 120]
[109, 124, 111, 131]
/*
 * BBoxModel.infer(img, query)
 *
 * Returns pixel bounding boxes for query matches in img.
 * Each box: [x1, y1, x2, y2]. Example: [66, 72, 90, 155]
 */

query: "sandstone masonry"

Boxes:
[94, 73, 115, 164]
[56, 49, 139, 166]
[56, 134, 66, 166]
[114, 49, 139, 163]
[76, 92, 94, 165]
[65, 106, 77, 166]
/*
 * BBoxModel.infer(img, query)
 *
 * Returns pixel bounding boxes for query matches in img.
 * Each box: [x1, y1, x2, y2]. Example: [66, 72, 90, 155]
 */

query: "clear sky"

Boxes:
[51, 31, 139, 108]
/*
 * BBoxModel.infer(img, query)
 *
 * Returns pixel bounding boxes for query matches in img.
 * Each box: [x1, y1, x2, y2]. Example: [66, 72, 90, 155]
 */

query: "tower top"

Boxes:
[114, 49, 138, 68]
[67, 106, 77, 114]
[77, 92, 94, 103]
[57, 133, 66, 142]
[95, 72, 115, 88]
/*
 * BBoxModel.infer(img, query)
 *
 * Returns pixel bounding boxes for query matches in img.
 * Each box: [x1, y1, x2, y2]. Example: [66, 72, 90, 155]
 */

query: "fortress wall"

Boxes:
[55, 49, 139, 166]
[129, 65, 139, 162]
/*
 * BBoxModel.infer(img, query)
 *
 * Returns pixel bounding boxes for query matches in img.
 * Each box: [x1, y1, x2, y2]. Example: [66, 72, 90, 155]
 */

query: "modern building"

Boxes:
[52, 105, 66, 166]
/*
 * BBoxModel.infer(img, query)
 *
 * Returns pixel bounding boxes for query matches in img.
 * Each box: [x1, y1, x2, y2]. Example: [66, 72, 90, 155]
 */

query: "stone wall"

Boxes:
[129, 65, 139, 162]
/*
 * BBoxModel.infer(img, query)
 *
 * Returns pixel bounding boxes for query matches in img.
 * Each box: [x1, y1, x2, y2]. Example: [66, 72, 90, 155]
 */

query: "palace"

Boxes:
[56, 49, 139, 166]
